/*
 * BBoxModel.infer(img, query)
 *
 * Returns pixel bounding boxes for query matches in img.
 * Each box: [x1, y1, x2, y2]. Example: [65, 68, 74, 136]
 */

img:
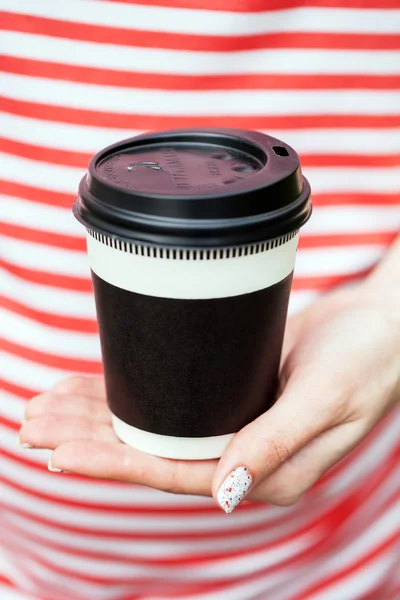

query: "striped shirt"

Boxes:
[0, 1, 399, 598]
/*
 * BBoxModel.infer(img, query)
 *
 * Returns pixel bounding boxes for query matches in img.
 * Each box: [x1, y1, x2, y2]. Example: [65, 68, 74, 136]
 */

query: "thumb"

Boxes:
[212, 381, 333, 514]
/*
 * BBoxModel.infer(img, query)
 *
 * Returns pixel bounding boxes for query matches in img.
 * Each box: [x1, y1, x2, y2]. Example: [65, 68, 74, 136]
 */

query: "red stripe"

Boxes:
[0, 295, 97, 334]
[0, 178, 74, 209]
[2, 135, 399, 170]
[1, 465, 390, 548]
[2, 499, 398, 589]
[301, 154, 400, 168]
[0, 415, 22, 432]
[0, 221, 86, 251]
[0, 377, 37, 399]
[2, 56, 399, 91]
[0, 257, 93, 291]
[2, 97, 399, 130]
[1, 506, 326, 566]
[359, 579, 398, 600]
[107, 0, 400, 10]
[299, 232, 398, 248]
[1, 519, 325, 572]
[2, 12, 399, 51]
[2, 469, 399, 568]
[0, 522, 324, 585]
[0, 135, 91, 169]
[291, 268, 374, 291]
[313, 193, 400, 206]
[389, 585, 400, 600]
[0, 476, 312, 542]
[0, 338, 102, 373]
[292, 530, 400, 600]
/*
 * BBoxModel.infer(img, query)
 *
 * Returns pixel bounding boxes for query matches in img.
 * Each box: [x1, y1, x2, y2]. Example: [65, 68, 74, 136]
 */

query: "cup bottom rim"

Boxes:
[111, 415, 235, 460]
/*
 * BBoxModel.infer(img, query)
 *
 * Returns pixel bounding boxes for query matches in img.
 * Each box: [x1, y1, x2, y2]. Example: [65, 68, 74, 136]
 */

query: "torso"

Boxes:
[0, 1, 399, 598]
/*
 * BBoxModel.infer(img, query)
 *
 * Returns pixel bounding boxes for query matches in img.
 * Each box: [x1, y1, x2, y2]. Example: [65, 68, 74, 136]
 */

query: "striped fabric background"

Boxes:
[0, 1, 399, 598]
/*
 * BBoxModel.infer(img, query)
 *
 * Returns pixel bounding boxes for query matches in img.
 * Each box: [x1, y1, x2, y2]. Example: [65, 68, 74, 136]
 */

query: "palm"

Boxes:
[22, 376, 218, 496]
[20, 287, 398, 504]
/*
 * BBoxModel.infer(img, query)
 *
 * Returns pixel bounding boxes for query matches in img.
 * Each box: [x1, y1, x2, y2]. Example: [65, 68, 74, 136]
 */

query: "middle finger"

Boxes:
[25, 393, 112, 424]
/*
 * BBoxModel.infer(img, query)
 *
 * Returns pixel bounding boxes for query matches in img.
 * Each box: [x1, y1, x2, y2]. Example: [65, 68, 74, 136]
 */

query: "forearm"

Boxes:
[361, 233, 400, 326]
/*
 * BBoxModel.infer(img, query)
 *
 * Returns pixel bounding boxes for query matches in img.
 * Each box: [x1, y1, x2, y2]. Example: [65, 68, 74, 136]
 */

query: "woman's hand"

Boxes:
[19, 278, 400, 513]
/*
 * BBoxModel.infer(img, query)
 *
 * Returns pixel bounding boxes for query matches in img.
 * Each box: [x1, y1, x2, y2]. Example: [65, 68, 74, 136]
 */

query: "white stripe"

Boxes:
[277, 551, 398, 600]
[0, 308, 101, 359]
[1, 1, 399, 34]
[2, 114, 399, 156]
[87, 234, 297, 300]
[288, 291, 319, 315]
[0, 113, 144, 153]
[3, 509, 313, 560]
[303, 167, 400, 193]
[0, 481, 304, 534]
[0, 587, 35, 600]
[0, 517, 319, 578]
[296, 245, 384, 276]
[0, 152, 85, 194]
[310, 554, 398, 600]
[0, 548, 38, 599]
[3, 31, 400, 75]
[0, 267, 96, 318]
[0, 430, 53, 470]
[1, 153, 399, 196]
[0, 351, 77, 390]
[273, 500, 400, 600]
[274, 129, 400, 155]
[148, 571, 296, 600]
[0, 547, 125, 600]
[0, 390, 25, 422]
[310, 502, 400, 586]
[0, 236, 89, 276]
[303, 206, 400, 235]
[0, 196, 84, 236]
[2, 73, 399, 112]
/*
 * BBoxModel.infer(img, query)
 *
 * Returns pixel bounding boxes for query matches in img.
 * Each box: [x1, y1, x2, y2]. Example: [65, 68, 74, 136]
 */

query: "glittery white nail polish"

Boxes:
[217, 466, 253, 514]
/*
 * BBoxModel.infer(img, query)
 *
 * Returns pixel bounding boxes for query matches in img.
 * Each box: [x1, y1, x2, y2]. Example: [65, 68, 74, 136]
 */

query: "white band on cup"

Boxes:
[112, 414, 234, 460]
[87, 232, 298, 300]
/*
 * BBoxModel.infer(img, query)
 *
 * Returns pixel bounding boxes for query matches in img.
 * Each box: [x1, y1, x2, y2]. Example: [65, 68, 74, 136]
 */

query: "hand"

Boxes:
[19, 286, 400, 513]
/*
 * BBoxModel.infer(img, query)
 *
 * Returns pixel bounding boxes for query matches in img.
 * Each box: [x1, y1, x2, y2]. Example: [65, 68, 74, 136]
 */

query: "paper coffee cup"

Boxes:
[74, 129, 312, 460]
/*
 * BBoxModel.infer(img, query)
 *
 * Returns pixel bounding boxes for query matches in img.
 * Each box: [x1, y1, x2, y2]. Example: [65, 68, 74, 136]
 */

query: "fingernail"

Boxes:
[17, 433, 33, 449]
[217, 466, 253, 514]
[48, 457, 66, 473]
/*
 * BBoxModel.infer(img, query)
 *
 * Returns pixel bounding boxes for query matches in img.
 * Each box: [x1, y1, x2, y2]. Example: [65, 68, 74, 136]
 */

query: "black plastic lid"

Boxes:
[74, 128, 311, 248]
